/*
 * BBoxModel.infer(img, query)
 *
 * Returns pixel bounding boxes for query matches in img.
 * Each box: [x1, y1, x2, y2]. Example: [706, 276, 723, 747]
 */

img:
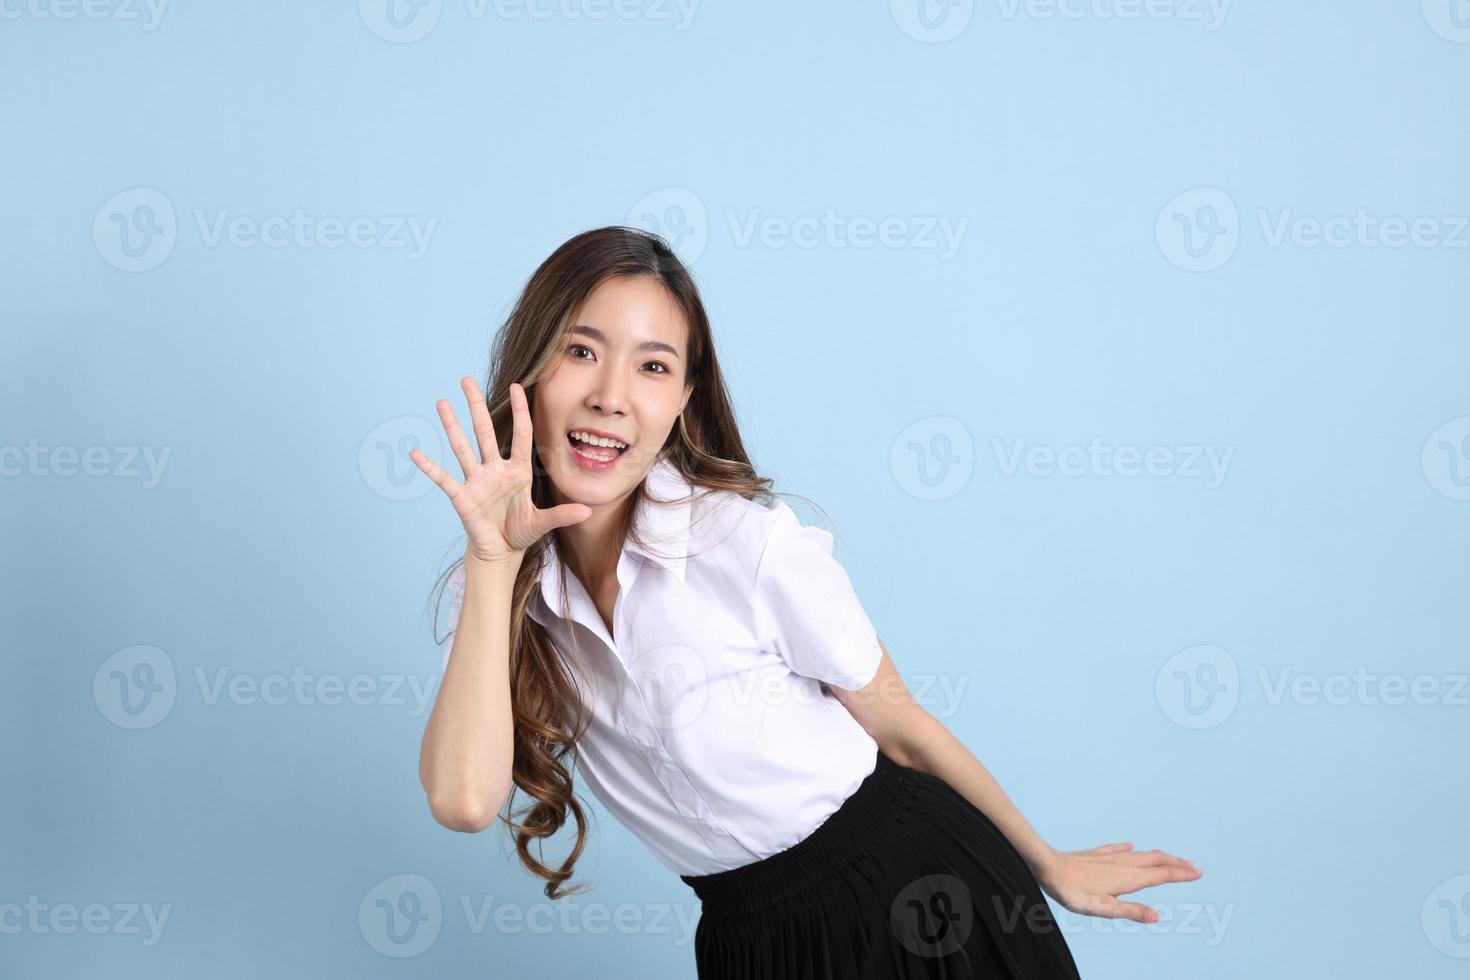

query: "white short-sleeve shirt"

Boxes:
[443, 457, 885, 876]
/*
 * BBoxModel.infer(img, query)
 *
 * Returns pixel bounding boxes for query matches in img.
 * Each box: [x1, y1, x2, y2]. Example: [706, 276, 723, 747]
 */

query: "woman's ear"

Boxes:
[680, 383, 694, 414]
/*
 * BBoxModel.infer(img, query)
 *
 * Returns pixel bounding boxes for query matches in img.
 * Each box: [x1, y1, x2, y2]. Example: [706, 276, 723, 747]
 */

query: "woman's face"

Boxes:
[532, 274, 694, 508]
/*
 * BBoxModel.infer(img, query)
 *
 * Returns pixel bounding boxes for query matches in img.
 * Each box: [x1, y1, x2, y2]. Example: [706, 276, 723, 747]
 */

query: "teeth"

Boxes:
[570, 430, 627, 450]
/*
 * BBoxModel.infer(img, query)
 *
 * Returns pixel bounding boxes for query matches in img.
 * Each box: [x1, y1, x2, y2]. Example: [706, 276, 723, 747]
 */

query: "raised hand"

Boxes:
[408, 378, 591, 564]
[1035, 842, 1204, 924]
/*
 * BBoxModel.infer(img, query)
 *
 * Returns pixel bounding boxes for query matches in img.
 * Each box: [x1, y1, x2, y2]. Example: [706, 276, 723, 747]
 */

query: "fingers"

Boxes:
[462, 376, 500, 465]
[437, 397, 479, 480]
[507, 381, 533, 468]
[1123, 848, 1196, 872]
[1113, 900, 1159, 924]
[407, 446, 463, 496]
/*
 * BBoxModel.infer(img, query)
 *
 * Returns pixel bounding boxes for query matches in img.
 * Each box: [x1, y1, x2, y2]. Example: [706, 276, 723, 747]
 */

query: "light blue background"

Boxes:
[4, 1, 1469, 977]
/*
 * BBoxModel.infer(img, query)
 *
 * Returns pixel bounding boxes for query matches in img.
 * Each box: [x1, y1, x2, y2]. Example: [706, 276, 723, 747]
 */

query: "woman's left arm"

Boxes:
[831, 638, 1204, 924]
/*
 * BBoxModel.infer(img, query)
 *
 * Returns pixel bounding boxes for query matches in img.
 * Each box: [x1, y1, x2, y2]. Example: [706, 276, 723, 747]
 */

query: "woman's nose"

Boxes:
[588, 370, 628, 414]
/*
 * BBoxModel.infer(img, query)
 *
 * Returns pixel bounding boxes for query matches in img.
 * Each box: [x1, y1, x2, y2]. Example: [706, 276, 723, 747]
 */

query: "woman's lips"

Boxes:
[566, 432, 626, 472]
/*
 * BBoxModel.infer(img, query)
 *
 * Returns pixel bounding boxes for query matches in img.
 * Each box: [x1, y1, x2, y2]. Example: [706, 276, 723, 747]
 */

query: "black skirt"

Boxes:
[679, 749, 1083, 979]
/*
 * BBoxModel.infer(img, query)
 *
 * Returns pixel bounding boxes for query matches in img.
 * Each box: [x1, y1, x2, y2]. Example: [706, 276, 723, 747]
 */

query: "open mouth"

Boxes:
[566, 430, 630, 462]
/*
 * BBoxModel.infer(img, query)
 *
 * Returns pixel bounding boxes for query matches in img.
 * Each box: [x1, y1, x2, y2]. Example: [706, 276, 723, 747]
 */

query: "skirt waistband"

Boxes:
[679, 749, 909, 917]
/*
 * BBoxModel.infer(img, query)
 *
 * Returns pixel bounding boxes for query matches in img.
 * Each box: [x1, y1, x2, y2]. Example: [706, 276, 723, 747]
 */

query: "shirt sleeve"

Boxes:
[752, 500, 883, 691]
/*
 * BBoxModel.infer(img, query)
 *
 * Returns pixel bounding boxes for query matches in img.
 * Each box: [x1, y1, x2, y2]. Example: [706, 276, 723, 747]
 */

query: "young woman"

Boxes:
[411, 226, 1202, 978]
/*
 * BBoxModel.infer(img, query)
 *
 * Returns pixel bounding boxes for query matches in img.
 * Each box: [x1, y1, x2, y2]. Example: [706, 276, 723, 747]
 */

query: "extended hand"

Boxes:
[1035, 842, 1202, 924]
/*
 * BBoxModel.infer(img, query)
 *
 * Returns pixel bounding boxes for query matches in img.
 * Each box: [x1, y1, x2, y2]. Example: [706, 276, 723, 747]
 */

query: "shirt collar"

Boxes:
[532, 456, 694, 624]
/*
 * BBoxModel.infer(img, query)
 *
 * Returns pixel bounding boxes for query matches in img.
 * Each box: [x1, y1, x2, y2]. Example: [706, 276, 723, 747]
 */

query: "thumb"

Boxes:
[539, 502, 593, 533]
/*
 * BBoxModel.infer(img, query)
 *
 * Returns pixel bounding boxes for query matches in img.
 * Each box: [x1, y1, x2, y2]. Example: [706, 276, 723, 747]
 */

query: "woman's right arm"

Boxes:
[406, 377, 590, 833]
[418, 551, 521, 832]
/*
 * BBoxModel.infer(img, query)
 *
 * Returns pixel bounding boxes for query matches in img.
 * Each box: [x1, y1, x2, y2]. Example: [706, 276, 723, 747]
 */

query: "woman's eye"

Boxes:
[566, 345, 667, 375]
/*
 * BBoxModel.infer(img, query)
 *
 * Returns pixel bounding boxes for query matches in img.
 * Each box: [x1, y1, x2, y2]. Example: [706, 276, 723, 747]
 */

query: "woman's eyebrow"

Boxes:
[571, 324, 681, 360]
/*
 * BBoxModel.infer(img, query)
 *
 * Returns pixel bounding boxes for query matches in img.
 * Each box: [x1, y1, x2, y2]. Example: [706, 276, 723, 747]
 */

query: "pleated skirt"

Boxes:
[678, 749, 1083, 979]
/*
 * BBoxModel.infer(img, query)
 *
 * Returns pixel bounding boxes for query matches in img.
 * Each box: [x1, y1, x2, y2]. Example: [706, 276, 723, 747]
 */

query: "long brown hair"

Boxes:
[430, 226, 818, 898]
